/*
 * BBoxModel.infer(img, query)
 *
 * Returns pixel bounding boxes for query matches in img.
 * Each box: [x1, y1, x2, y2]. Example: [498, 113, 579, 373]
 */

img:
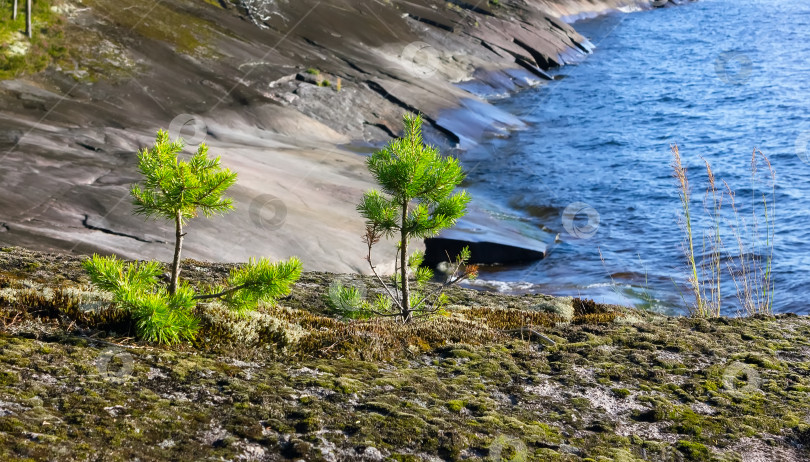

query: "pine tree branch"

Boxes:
[364, 250, 403, 313]
[192, 283, 248, 301]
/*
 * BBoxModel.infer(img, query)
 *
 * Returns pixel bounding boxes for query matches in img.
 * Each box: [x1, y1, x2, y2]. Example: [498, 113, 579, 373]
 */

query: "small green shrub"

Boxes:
[306, 67, 320, 75]
[357, 113, 475, 322]
[326, 281, 368, 319]
[83, 130, 302, 345]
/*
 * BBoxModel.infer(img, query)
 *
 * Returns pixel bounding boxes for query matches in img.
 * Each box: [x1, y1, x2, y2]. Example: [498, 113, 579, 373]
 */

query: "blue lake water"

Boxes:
[461, 0, 810, 315]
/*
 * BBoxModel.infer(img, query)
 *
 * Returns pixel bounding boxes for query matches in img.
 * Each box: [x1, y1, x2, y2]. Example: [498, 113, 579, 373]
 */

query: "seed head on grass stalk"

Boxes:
[671, 144, 709, 317]
[700, 155, 723, 317]
[724, 149, 775, 316]
[671, 145, 775, 318]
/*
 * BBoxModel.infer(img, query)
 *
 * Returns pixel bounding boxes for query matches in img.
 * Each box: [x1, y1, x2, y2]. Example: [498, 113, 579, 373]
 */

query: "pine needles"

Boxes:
[82, 129, 302, 345]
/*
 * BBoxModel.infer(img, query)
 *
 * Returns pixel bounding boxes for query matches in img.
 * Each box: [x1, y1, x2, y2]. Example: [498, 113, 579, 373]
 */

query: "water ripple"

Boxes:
[460, 0, 810, 315]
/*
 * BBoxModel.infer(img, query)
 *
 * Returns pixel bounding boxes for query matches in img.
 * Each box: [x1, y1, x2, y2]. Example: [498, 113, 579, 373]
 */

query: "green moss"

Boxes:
[675, 440, 711, 461]
[0, 370, 19, 386]
[0, 248, 810, 459]
[294, 415, 321, 433]
[390, 455, 421, 462]
[85, 0, 220, 57]
[446, 399, 464, 412]
[464, 400, 487, 415]
[446, 347, 479, 359]
[612, 387, 631, 398]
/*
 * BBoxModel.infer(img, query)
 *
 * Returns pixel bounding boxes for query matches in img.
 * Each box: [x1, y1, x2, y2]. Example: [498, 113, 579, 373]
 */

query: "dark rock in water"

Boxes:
[423, 206, 549, 266]
[424, 236, 545, 266]
[515, 57, 554, 81]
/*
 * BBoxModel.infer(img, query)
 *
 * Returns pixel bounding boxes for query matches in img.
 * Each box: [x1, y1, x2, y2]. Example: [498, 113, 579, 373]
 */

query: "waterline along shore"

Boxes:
[3, 0, 809, 460]
[0, 0, 679, 274]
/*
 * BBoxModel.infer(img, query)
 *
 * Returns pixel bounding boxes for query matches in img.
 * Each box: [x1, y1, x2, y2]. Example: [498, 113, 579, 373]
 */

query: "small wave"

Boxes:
[464, 279, 536, 293]
[457, 0, 810, 315]
[560, 6, 645, 24]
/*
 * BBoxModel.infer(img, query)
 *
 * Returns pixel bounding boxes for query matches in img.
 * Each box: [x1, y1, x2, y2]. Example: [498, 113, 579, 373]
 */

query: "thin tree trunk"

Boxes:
[170, 211, 183, 295]
[400, 200, 411, 322]
[13, 0, 18, 20]
[25, 0, 31, 39]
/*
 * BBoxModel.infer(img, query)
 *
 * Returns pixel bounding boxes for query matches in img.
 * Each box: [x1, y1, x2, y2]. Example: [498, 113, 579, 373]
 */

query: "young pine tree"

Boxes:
[84, 129, 302, 345]
[131, 130, 237, 295]
[358, 113, 471, 322]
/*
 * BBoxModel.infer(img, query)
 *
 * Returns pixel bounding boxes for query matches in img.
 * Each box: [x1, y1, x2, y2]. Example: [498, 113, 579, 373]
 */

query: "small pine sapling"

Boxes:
[130, 129, 237, 295]
[82, 254, 198, 344]
[83, 130, 302, 344]
[355, 113, 476, 322]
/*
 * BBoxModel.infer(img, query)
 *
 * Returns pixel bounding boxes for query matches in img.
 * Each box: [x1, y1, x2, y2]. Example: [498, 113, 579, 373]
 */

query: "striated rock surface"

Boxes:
[0, 0, 667, 272]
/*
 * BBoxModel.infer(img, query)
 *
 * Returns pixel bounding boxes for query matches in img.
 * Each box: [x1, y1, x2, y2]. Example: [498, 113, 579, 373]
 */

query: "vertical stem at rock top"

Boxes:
[25, 0, 31, 39]
[170, 211, 183, 295]
[400, 198, 411, 322]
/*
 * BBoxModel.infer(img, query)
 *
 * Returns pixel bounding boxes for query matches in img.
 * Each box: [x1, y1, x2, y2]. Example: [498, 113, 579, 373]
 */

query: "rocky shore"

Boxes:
[0, 246, 808, 461]
[0, 0, 682, 272]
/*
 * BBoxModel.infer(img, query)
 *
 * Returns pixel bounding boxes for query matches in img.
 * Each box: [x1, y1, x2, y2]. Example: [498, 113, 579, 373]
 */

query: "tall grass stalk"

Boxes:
[701, 156, 724, 316]
[671, 145, 775, 317]
[724, 149, 775, 316]
[672, 145, 712, 316]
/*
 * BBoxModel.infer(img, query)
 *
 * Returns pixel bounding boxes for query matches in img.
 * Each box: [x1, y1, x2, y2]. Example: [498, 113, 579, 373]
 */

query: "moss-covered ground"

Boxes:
[0, 0, 228, 81]
[0, 0, 69, 79]
[0, 246, 809, 461]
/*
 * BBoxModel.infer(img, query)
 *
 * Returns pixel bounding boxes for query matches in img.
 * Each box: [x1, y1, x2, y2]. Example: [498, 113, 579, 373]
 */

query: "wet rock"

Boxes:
[424, 206, 550, 266]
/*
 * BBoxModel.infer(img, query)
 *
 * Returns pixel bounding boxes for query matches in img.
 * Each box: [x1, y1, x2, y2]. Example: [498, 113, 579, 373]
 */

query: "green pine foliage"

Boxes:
[131, 130, 237, 295]
[82, 129, 302, 345]
[326, 281, 369, 319]
[218, 257, 303, 315]
[82, 254, 198, 344]
[81, 253, 162, 296]
[359, 113, 470, 241]
[357, 113, 475, 322]
[131, 131, 236, 222]
[130, 283, 198, 345]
